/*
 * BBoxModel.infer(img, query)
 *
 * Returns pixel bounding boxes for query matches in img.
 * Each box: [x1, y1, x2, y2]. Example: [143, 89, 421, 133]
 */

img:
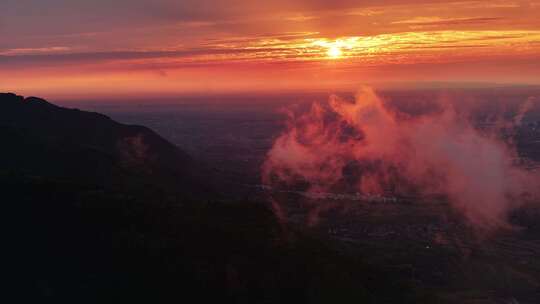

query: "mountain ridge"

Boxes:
[0, 92, 208, 195]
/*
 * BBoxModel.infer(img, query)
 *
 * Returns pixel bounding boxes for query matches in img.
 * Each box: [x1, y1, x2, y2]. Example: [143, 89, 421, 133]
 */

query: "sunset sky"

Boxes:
[2, 0, 540, 98]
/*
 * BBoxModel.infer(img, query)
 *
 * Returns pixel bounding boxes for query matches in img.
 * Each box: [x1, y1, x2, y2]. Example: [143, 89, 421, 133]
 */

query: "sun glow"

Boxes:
[312, 38, 360, 60]
[327, 46, 343, 59]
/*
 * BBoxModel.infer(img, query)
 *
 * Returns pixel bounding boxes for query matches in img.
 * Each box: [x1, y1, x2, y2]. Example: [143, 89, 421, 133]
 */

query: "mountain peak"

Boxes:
[0, 92, 24, 103]
[24, 96, 58, 108]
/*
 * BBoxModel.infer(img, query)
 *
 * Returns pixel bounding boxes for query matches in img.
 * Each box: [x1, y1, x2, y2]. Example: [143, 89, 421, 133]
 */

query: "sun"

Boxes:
[327, 46, 343, 59]
[313, 38, 357, 59]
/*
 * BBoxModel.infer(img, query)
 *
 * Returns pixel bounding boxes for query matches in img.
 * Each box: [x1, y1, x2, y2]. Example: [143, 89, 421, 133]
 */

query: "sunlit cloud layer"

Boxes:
[4, 30, 538, 70]
[1, 0, 540, 97]
[200, 30, 540, 64]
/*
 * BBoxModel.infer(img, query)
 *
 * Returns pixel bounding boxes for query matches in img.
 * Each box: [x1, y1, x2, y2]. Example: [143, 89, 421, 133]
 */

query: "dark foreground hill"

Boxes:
[1, 94, 430, 303]
[0, 93, 215, 194]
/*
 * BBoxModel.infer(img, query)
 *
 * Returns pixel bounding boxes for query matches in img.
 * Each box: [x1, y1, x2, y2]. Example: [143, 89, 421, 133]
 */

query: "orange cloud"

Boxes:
[2, 0, 540, 96]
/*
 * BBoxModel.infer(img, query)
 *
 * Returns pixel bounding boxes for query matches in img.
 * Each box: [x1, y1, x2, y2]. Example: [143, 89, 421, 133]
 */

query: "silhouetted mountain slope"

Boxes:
[0, 93, 206, 194]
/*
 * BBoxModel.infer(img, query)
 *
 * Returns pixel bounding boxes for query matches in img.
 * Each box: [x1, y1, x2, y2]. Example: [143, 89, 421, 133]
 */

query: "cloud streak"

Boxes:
[2, 0, 540, 95]
[3, 31, 539, 68]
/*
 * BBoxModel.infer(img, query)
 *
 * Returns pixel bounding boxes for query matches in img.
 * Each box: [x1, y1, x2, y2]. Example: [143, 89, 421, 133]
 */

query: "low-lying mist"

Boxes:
[262, 86, 540, 231]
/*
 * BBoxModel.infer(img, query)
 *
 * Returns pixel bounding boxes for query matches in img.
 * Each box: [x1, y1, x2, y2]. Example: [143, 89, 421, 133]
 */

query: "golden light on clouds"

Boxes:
[312, 38, 359, 60]
[181, 30, 540, 65]
[3, 0, 540, 96]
